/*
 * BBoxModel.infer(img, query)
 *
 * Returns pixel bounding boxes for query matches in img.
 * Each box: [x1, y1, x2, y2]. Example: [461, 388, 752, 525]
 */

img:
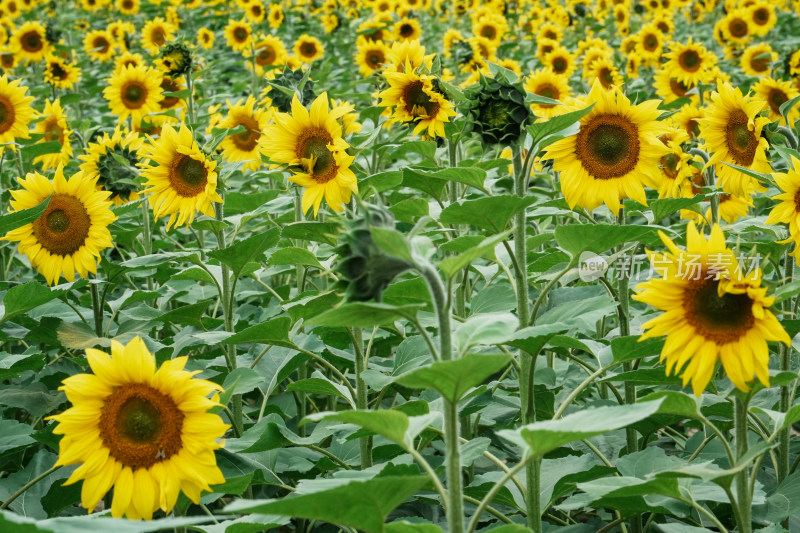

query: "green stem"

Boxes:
[350, 327, 372, 469]
[778, 252, 793, 489]
[14, 145, 24, 179]
[734, 396, 752, 533]
[186, 69, 196, 125]
[90, 279, 103, 337]
[142, 199, 154, 292]
[418, 263, 462, 533]
[0, 465, 60, 510]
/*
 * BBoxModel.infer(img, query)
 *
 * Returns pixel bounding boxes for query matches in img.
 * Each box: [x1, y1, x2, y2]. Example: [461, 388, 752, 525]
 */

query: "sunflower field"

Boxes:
[2, 0, 800, 532]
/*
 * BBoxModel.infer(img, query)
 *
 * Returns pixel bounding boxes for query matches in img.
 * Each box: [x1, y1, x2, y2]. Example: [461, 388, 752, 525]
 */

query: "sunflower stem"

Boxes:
[512, 145, 541, 533]
[14, 144, 24, 179]
[90, 278, 103, 338]
[418, 262, 463, 533]
[186, 69, 196, 126]
[349, 326, 372, 469]
[734, 395, 752, 533]
[0, 465, 60, 510]
[778, 251, 793, 533]
[141, 199, 154, 292]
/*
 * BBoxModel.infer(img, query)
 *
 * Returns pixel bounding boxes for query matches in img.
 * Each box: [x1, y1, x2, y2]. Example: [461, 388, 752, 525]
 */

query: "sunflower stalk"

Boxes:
[141, 200, 154, 292]
[0, 465, 60, 511]
[292, 190, 309, 437]
[778, 250, 793, 511]
[417, 262, 463, 533]
[186, 70, 196, 126]
[734, 395, 752, 533]
[90, 278, 103, 338]
[512, 145, 541, 533]
[349, 326, 372, 469]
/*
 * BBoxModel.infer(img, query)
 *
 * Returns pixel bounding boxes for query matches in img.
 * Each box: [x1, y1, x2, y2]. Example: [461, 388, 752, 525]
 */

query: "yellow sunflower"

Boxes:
[740, 42, 776, 77]
[393, 17, 421, 41]
[637, 23, 665, 63]
[79, 128, 144, 206]
[83, 29, 115, 63]
[2, 165, 116, 285]
[379, 67, 457, 138]
[634, 222, 790, 396]
[655, 129, 694, 199]
[113, 51, 145, 74]
[664, 38, 714, 85]
[11, 20, 47, 62]
[33, 99, 72, 170]
[355, 37, 389, 77]
[719, 9, 751, 45]
[245, 0, 265, 23]
[103, 64, 163, 125]
[654, 68, 698, 105]
[268, 2, 284, 29]
[140, 123, 222, 230]
[0, 73, 34, 144]
[542, 79, 669, 215]
[218, 96, 269, 171]
[699, 82, 770, 196]
[586, 57, 623, 90]
[141, 18, 174, 55]
[524, 68, 570, 120]
[224, 19, 252, 52]
[44, 55, 81, 90]
[294, 34, 324, 63]
[117, 0, 139, 15]
[47, 337, 228, 519]
[710, 191, 753, 224]
[248, 35, 287, 75]
[766, 155, 800, 239]
[386, 39, 434, 73]
[543, 44, 576, 77]
[671, 104, 705, 140]
[263, 93, 358, 217]
[197, 28, 214, 50]
[752, 77, 800, 125]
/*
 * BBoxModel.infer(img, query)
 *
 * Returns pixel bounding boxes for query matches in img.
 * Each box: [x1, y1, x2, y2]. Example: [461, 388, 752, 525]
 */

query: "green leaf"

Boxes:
[555, 224, 658, 257]
[611, 336, 664, 363]
[209, 228, 279, 279]
[223, 476, 430, 533]
[527, 103, 594, 151]
[650, 196, 704, 222]
[385, 521, 444, 533]
[0, 195, 50, 235]
[0, 419, 34, 454]
[268, 247, 323, 269]
[394, 353, 511, 403]
[282, 221, 340, 246]
[780, 94, 800, 124]
[403, 167, 488, 194]
[306, 302, 424, 328]
[638, 391, 701, 419]
[222, 368, 263, 397]
[440, 195, 536, 232]
[0, 511, 214, 532]
[439, 230, 511, 278]
[455, 312, 518, 356]
[224, 317, 293, 348]
[21, 141, 63, 158]
[156, 299, 211, 328]
[370, 227, 415, 264]
[288, 373, 355, 408]
[1, 282, 65, 324]
[305, 410, 412, 448]
[498, 399, 664, 456]
[362, 171, 403, 199]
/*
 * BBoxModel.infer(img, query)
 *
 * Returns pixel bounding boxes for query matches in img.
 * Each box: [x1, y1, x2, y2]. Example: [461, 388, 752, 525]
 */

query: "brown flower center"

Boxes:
[403, 80, 439, 117]
[301, 42, 317, 57]
[151, 28, 166, 46]
[99, 383, 184, 469]
[752, 8, 769, 25]
[230, 115, 260, 152]
[297, 127, 337, 183]
[724, 109, 758, 165]
[767, 88, 787, 115]
[93, 36, 110, 54]
[575, 113, 640, 180]
[159, 77, 182, 109]
[669, 78, 692, 97]
[661, 153, 680, 179]
[234, 27, 248, 42]
[749, 52, 770, 73]
[552, 56, 568, 74]
[643, 33, 659, 52]
[21, 30, 43, 53]
[256, 45, 276, 66]
[684, 277, 754, 344]
[728, 18, 748, 38]
[534, 83, 559, 108]
[49, 61, 67, 79]
[122, 82, 147, 109]
[679, 50, 701, 72]
[169, 154, 208, 197]
[0, 96, 15, 134]
[32, 194, 91, 256]
[44, 120, 63, 143]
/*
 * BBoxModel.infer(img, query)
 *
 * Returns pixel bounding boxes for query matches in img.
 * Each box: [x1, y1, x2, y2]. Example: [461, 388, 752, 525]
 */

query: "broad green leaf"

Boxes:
[455, 312, 518, 356]
[527, 104, 594, 151]
[305, 410, 411, 448]
[223, 476, 430, 533]
[780, 94, 800, 124]
[394, 353, 511, 403]
[498, 399, 663, 456]
[506, 323, 569, 355]
[1, 282, 65, 324]
[611, 335, 664, 363]
[440, 195, 536, 232]
[439, 230, 511, 278]
[282, 221, 340, 246]
[0, 510, 213, 532]
[650, 196, 704, 222]
[385, 521, 444, 533]
[268, 247, 323, 269]
[223, 190, 281, 215]
[21, 141, 63, 158]
[0, 419, 35, 454]
[209, 228, 280, 278]
[555, 224, 658, 257]
[638, 391, 701, 419]
[306, 302, 425, 327]
[370, 227, 415, 264]
[224, 317, 293, 348]
[361, 171, 403, 198]
[0, 195, 50, 235]
[156, 299, 211, 328]
[222, 368, 263, 397]
[287, 372, 355, 408]
[403, 167, 488, 194]
[558, 476, 682, 517]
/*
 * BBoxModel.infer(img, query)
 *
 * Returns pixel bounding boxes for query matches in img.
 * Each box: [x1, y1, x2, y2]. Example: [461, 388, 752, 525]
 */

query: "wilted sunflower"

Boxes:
[141, 18, 174, 55]
[699, 82, 770, 196]
[524, 69, 570, 120]
[103, 64, 163, 125]
[12, 21, 47, 62]
[542, 79, 669, 214]
[380, 67, 457, 138]
[197, 28, 214, 50]
[140, 124, 222, 230]
[664, 38, 714, 85]
[0, 74, 35, 145]
[294, 34, 324, 63]
[740, 42, 776, 77]
[218, 96, 269, 171]
[634, 223, 790, 396]
[79, 128, 144, 206]
[33, 99, 72, 170]
[48, 337, 228, 520]
[44, 55, 81, 90]
[224, 19, 252, 52]
[263, 93, 358, 216]
[355, 38, 389, 77]
[83, 29, 115, 62]
[752, 77, 799, 124]
[2, 165, 116, 285]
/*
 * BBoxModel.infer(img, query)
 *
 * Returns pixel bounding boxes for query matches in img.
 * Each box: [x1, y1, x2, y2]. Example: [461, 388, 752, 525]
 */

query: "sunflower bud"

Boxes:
[158, 43, 192, 77]
[335, 205, 414, 302]
[463, 71, 531, 146]
[268, 67, 317, 113]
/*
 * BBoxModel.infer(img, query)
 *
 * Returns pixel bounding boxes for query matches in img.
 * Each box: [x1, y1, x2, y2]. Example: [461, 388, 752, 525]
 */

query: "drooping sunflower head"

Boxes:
[157, 42, 192, 77]
[47, 336, 228, 519]
[464, 70, 531, 146]
[2, 165, 117, 285]
[79, 128, 144, 205]
[634, 222, 790, 396]
[103, 64, 163, 125]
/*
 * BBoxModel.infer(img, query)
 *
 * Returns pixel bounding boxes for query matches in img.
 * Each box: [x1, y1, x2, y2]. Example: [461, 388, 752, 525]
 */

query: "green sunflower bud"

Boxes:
[334, 205, 414, 302]
[269, 67, 317, 113]
[463, 70, 531, 146]
[159, 43, 192, 77]
[96, 146, 139, 202]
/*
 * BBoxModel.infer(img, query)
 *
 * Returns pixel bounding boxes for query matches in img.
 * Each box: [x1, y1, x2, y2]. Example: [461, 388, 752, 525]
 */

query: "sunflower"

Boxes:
[766, 155, 800, 240]
[139, 124, 221, 230]
[637, 23, 664, 63]
[379, 67, 457, 138]
[473, 14, 507, 45]
[719, 9, 751, 45]
[654, 68, 697, 105]
[543, 45, 576, 77]
[740, 42, 776, 77]
[0, 74, 34, 145]
[355, 37, 388, 77]
[699, 82, 770, 196]
[104, 64, 163, 125]
[117, 0, 139, 15]
[634, 222, 790, 396]
[224, 19, 252, 52]
[656, 129, 694, 198]
[664, 38, 714, 86]
[108, 20, 136, 47]
[83, 29, 115, 62]
[113, 51, 145, 73]
[294, 34, 324, 63]
[0, 47, 16, 72]
[752, 77, 799, 125]
[671, 104, 705, 140]
[33, 99, 72, 171]
[245, 0, 265, 22]
[268, 2, 284, 29]
[248, 35, 287, 76]
[542, 79, 670, 215]
[263, 93, 358, 216]
[710, 191, 753, 224]
[2, 166, 116, 285]
[11, 20, 47, 62]
[587, 57, 623, 90]
[197, 28, 214, 50]
[141, 18, 174, 55]
[79, 128, 144, 206]
[386, 39, 434, 73]
[47, 337, 227, 519]
[41, 54, 78, 89]
[218, 96, 269, 171]
[524, 68, 570, 120]
[393, 17, 421, 41]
